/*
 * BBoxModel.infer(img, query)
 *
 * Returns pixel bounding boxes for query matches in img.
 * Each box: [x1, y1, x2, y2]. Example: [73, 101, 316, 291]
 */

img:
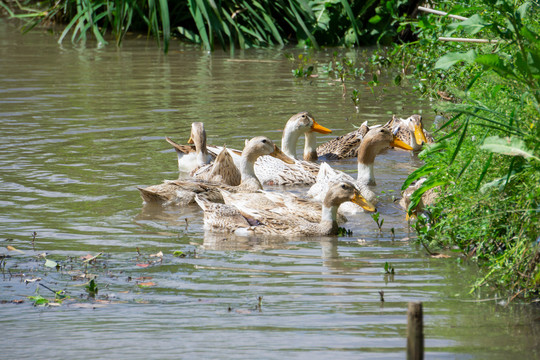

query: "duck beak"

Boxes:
[391, 136, 414, 151]
[406, 209, 418, 221]
[311, 120, 332, 134]
[270, 144, 295, 164]
[413, 124, 428, 146]
[350, 192, 376, 212]
[187, 136, 194, 144]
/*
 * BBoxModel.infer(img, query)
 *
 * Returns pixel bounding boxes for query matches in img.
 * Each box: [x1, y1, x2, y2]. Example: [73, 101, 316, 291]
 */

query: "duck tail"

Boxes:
[165, 136, 193, 154]
[137, 187, 168, 204]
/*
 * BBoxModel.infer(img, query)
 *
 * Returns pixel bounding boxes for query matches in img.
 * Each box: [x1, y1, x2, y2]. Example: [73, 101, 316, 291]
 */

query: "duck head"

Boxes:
[281, 112, 332, 160]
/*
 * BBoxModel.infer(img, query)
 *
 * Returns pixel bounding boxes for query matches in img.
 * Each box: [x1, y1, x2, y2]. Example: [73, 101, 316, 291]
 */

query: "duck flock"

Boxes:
[138, 112, 434, 236]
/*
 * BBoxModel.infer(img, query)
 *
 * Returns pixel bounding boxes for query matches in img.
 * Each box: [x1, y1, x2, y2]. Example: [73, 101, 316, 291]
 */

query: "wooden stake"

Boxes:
[407, 301, 424, 360]
[418, 6, 468, 21]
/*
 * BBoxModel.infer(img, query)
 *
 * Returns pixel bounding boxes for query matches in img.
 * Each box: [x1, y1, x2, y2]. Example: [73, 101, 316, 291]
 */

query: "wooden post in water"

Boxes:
[407, 301, 424, 360]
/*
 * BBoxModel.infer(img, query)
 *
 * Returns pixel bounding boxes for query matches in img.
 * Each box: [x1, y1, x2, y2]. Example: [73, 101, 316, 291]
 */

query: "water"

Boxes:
[1, 19, 539, 359]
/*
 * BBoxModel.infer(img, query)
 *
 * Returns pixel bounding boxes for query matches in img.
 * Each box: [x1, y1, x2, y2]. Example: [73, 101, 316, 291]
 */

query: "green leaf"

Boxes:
[447, 14, 489, 36]
[475, 54, 514, 77]
[409, 178, 447, 212]
[475, 153, 493, 191]
[369, 15, 382, 24]
[449, 118, 469, 166]
[434, 50, 477, 70]
[402, 165, 437, 191]
[481, 136, 540, 161]
[339, 0, 362, 46]
[28, 295, 49, 306]
[417, 142, 447, 157]
[158, 0, 170, 53]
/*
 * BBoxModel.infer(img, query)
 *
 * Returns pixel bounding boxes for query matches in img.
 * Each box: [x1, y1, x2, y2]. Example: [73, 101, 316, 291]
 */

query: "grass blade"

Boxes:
[288, 0, 318, 49]
[449, 117, 469, 166]
[475, 153, 493, 191]
[158, 0, 170, 53]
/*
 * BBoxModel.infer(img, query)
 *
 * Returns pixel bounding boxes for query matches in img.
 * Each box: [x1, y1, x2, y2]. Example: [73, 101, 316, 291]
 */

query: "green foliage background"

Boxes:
[384, 0, 539, 300]
[1, 0, 421, 52]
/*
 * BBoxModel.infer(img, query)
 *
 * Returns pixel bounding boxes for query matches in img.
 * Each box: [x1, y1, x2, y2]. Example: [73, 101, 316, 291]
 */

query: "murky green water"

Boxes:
[1, 19, 539, 359]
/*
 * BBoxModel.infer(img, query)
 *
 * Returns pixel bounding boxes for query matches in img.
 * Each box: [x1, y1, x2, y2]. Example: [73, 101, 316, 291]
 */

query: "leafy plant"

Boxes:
[371, 212, 384, 233]
[28, 295, 49, 306]
[86, 279, 99, 298]
[390, 0, 540, 300]
[384, 261, 395, 274]
[337, 227, 353, 237]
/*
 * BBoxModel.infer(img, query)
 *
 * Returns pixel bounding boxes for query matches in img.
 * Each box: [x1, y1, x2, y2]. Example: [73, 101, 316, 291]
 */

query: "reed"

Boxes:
[3, 0, 418, 52]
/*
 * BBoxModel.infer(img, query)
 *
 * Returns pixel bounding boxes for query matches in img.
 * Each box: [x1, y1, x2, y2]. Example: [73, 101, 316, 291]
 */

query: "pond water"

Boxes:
[1, 19, 539, 359]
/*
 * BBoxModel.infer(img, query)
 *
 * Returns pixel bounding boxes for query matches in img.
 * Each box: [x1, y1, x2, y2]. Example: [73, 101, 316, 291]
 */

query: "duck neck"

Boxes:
[196, 147, 209, 166]
[357, 140, 377, 186]
[281, 124, 302, 160]
[239, 154, 262, 190]
[318, 205, 339, 235]
[303, 132, 318, 161]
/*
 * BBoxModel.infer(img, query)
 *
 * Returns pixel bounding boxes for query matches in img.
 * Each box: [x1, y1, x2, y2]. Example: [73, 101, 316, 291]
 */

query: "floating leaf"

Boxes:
[81, 252, 103, 262]
[136, 263, 150, 268]
[6, 245, 24, 253]
[136, 276, 153, 280]
[138, 282, 156, 287]
[149, 251, 163, 258]
[28, 295, 49, 306]
[44, 259, 58, 268]
[481, 136, 539, 161]
[24, 278, 42, 284]
[431, 253, 451, 258]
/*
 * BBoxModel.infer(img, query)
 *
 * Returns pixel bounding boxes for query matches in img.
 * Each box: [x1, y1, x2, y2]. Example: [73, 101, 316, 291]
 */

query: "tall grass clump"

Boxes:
[2, 0, 171, 52]
[1, 0, 423, 52]
[384, 0, 539, 300]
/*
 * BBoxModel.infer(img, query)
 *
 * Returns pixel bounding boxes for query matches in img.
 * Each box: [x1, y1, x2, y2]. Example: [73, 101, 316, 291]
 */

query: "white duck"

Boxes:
[137, 136, 294, 206]
[195, 112, 333, 185]
[165, 122, 212, 174]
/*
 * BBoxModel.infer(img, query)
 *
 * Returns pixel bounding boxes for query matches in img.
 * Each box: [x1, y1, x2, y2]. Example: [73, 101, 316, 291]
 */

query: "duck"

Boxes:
[389, 115, 432, 152]
[166, 124, 242, 186]
[165, 112, 331, 186]
[308, 126, 413, 214]
[194, 112, 333, 186]
[137, 136, 294, 206]
[398, 178, 439, 220]
[316, 114, 432, 159]
[316, 121, 370, 160]
[194, 181, 376, 236]
[165, 122, 212, 173]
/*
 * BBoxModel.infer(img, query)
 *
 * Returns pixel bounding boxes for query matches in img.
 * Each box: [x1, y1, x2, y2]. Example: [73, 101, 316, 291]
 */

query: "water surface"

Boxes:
[1, 19, 539, 359]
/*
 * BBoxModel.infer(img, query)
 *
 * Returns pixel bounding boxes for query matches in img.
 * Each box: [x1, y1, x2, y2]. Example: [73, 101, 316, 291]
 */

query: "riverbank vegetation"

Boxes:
[0, 0, 422, 52]
[384, 0, 539, 301]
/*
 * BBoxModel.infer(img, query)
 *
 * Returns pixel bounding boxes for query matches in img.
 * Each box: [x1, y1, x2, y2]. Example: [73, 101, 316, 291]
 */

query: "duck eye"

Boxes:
[341, 184, 347, 189]
[262, 139, 267, 143]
